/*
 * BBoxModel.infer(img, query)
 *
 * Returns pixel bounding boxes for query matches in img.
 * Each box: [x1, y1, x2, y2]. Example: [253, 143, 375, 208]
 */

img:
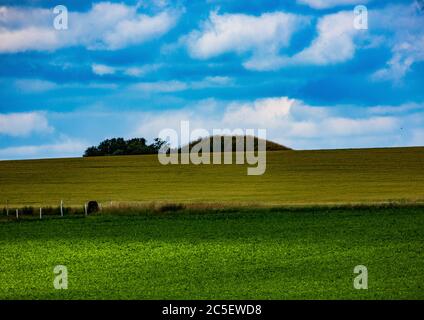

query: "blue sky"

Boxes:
[0, 0, 423, 159]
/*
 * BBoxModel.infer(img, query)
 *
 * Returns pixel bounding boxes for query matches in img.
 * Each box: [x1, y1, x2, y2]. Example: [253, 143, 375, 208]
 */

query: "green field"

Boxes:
[1, 147, 424, 207]
[0, 147, 423, 299]
[0, 206, 423, 299]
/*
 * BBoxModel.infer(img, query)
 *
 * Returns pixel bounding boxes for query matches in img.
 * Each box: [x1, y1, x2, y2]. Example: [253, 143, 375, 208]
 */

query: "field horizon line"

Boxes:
[1, 145, 424, 163]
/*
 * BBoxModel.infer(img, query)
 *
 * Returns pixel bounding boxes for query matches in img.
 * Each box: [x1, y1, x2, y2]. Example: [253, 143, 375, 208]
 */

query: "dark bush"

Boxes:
[87, 201, 99, 214]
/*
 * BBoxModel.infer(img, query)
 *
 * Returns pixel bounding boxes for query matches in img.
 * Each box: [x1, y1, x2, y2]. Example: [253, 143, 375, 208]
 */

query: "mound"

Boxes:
[179, 135, 291, 152]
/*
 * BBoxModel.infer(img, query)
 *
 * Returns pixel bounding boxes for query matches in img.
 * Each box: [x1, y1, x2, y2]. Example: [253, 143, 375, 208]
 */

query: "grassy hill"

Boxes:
[1, 147, 424, 207]
[179, 135, 291, 152]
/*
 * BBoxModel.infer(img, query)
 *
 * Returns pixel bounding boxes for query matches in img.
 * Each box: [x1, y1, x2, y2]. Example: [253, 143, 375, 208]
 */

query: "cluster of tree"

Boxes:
[83, 137, 167, 157]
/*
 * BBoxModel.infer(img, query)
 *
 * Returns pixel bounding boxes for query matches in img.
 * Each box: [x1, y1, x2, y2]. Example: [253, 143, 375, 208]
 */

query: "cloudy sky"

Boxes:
[0, 0, 423, 159]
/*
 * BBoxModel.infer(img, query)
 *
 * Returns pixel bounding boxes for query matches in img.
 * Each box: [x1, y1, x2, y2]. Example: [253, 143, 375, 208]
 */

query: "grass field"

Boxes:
[0, 206, 423, 299]
[1, 147, 424, 207]
[1, 147, 423, 299]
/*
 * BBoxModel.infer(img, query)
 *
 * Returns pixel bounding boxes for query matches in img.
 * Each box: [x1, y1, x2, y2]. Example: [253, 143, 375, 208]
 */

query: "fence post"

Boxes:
[60, 200, 63, 217]
[16, 209, 19, 220]
[84, 203, 88, 216]
[40, 207, 42, 220]
[6, 200, 9, 216]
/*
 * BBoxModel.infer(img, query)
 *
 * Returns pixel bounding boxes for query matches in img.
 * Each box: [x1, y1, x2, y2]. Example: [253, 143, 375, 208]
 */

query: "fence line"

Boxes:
[1, 200, 113, 220]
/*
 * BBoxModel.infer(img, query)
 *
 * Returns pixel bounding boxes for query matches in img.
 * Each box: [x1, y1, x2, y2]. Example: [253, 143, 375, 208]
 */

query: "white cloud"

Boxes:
[0, 138, 87, 160]
[0, 112, 53, 137]
[371, 34, 424, 83]
[124, 67, 145, 77]
[288, 4, 424, 80]
[13, 78, 118, 91]
[191, 76, 234, 89]
[368, 103, 423, 115]
[102, 10, 178, 50]
[292, 11, 357, 64]
[131, 76, 234, 93]
[132, 80, 188, 93]
[185, 10, 369, 70]
[132, 97, 422, 150]
[92, 63, 162, 77]
[14, 79, 58, 92]
[185, 4, 422, 74]
[0, 26, 60, 53]
[370, 5, 424, 82]
[223, 97, 294, 128]
[297, 0, 370, 9]
[92, 64, 116, 76]
[221, 98, 398, 139]
[278, 11, 364, 67]
[0, 3, 180, 53]
[186, 11, 309, 70]
[410, 129, 424, 146]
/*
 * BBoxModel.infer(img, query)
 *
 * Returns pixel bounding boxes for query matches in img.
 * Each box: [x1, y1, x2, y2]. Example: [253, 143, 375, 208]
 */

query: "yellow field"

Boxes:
[1, 147, 424, 207]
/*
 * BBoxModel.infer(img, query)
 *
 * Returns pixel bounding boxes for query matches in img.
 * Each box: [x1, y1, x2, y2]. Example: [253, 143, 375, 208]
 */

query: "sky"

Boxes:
[0, 0, 423, 159]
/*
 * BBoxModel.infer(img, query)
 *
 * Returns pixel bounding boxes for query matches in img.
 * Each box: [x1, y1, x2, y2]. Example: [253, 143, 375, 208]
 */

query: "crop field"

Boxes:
[0, 147, 423, 299]
[0, 206, 423, 300]
[1, 147, 424, 207]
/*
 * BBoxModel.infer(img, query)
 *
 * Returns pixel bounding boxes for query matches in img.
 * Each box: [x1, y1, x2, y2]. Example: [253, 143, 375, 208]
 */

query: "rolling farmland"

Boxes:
[1, 147, 423, 299]
[1, 147, 424, 207]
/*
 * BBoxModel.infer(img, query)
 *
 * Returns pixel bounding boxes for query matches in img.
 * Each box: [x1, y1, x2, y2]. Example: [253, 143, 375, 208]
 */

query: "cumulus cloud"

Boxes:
[371, 34, 424, 83]
[185, 9, 370, 70]
[223, 97, 294, 128]
[0, 138, 87, 160]
[132, 97, 422, 150]
[370, 5, 424, 82]
[221, 98, 399, 139]
[185, 4, 422, 75]
[274, 10, 368, 68]
[186, 11, 309, 70]
[289, 11, 359, 65]
[247, 5, 422, 72]
[3, 98, 420, 160]
[297, 0, 370, 9]
[0, 112, 53, 137]
[0, 2, 180, 53]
